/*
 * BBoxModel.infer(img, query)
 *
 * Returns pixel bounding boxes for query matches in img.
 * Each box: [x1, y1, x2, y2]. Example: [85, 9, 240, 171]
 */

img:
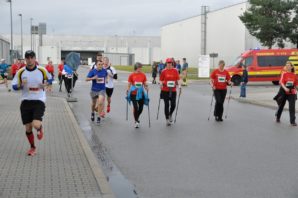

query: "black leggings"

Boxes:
[276, 94, 296, 124]
[131, 95, 144, 122]
[214, 89, 227, 119]
[161, 91, 177, 119]
[64, 75, 78, 93]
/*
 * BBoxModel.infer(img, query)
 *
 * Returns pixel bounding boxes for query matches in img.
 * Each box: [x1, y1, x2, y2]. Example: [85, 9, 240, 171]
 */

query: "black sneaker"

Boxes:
[91, 113, 95, 122]
[215, 116, 220, 122]
[291, 123, 297, 126]
[97, 117, 101, 124]
[275, 116, 280, 123]
[218, 117, 223, 122]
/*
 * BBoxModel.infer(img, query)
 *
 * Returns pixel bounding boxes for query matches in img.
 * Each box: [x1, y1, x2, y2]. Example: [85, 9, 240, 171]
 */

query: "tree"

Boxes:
[239, 0, 294, 49]
[289, 2, 298, 48]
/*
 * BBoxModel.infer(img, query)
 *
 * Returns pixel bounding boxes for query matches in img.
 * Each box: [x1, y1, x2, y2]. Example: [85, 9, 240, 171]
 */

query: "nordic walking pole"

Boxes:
[147, 90, 151, 128]
[225, 85, 233, 119]
[208, 92, 214, 121]
[126, 93, 129, 121]
[156, 95, 161, 120]
[174, 89, 181, 123]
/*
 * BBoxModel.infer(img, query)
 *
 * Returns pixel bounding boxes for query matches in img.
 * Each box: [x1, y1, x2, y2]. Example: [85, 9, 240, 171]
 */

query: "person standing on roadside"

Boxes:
[275, 61, 297, 126]
[127, 62, 149, 128]
[182, 58, 188, 86]
[86, 60, 108, 124]
[240, 65, 248, 97]
[210, 60, 232, 122]
[159, 58, 181, 126]
[12, 50, 53, 156]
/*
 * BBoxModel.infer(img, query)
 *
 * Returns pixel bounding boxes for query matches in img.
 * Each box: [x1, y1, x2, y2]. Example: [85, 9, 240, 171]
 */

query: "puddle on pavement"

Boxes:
[74, 114, 138, 198]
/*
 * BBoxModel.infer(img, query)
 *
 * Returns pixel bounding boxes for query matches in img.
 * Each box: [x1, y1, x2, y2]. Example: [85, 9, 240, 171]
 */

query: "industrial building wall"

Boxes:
[0, 36, 10, 63]
[207, 3, 247, 67]
[160, 2, 260, 67]
[161, 16, 202, 66]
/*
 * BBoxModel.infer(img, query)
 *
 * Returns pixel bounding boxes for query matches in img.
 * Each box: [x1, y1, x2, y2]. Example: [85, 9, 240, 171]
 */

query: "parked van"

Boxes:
[226, 49, 298, 85]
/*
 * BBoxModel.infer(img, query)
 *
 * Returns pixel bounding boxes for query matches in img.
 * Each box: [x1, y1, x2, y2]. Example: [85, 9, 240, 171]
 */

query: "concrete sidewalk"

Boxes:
[0, 89, 114, 198]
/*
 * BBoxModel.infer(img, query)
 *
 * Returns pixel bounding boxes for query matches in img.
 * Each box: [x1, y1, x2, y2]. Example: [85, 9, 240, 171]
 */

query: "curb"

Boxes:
[62, 98, 115, 198]
[232, 96, 298, 112]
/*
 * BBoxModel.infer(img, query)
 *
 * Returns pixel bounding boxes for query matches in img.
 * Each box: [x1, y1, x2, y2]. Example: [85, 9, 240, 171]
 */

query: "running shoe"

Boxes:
[107, 105, 111, 113]
[91, 112, 95, 121]
[291, 123, 297, 126]
[37, 128, 43, 140]
[169, 115, 173, 123]
[97, 117, 101, 124]
[100, 111, 105, 118]
[166, 119, 171, 126]
[27, 148, 36, 156]
[135, 121, 140, 128]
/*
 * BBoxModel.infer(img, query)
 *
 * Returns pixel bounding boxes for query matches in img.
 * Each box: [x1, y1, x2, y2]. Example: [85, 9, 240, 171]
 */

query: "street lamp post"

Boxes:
[7, 0, 13, 64]
[30, 18, 33, 50]
[18, 14, 23, 58]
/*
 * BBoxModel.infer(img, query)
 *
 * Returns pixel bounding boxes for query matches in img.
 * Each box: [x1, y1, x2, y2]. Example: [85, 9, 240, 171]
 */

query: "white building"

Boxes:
[161, 2, 295, 67]
[2, 34, 161, 65]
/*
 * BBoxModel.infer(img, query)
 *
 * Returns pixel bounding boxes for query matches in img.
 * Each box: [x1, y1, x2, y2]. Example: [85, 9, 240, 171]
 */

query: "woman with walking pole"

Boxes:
[159, 58, 181, 126]
[210, 60, 232, 122]
[126, 62, 149, 128]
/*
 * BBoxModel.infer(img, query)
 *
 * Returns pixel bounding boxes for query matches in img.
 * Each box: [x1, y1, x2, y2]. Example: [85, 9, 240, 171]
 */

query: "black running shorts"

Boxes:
[106, 88, 114, 97]
[20, 100, 46, 125]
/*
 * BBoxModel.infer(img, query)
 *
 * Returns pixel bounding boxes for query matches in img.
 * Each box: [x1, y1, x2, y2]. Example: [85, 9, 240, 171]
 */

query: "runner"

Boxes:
[127, 62, 149, 128]
[103, 57, 117, 115]
[11, 50, 52, 156]
[11, 59, 20, 79]
[275, 61, 297, 126]
[45, 60, 55, 80]
[91, 52, 103, 70]
[0, 58, 11, 91]
[86, 60, 108, 124]
[210, 60, 232, 122]
[159, 58, 181, 126]
[57, 58, 65, 92]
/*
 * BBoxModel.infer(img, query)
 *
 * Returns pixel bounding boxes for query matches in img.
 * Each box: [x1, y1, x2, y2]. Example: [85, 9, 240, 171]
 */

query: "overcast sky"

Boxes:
[0, 0, 244, 36]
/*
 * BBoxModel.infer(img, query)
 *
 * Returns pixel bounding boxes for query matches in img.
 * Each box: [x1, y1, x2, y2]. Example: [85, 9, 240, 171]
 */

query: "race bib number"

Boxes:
[218, 76, 226, 83]
[29, 87, 40, 94]
[97, 77, 105, 84]
[67, 74, 73, 79]
[286, 81, 294, 87]
[135, 82, 143, 88]
[167, 81, 175, 88]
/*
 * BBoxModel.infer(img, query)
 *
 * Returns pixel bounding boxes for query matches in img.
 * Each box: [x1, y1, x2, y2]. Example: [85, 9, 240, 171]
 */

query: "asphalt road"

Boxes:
[59, 66, 298, 198]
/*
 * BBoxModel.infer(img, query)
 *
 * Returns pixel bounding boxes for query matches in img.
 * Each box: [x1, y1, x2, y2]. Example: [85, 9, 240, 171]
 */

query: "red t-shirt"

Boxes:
[20, 63, 26, 69]
[45, 65, 54, 73]
[58, 64, 64, 75]
[11, 64, 19, 75]
[160, 68, 180, 92]
[280, 72, 297, 95]
[128, 72, 147, 95]
[210, 69, 231, 90]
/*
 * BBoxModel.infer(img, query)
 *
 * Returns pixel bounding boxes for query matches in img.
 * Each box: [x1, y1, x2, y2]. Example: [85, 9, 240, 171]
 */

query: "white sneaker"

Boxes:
[169, 115, 173, 123]
[135, 122, 140, 128]
[166, 119, 171, 126]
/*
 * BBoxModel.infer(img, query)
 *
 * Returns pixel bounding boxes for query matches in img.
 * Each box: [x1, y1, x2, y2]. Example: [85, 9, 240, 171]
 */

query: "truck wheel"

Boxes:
[231, 75, 241, 86]
[272, 81, 279, 85]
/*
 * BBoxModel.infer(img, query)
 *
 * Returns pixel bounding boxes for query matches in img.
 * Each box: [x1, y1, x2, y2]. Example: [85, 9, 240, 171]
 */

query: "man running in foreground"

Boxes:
[12, 50, 52, 156]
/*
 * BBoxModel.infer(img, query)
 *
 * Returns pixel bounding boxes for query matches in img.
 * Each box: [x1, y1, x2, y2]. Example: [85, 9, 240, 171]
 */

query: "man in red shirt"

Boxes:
[57, 58, 65, 92]
[11, 59, 20, 78]
[210, 60, 232, 122]
[275, 61, 297, 126]
[159, 58, 181, 126]
[127, 62, 149, 128]
[45, 60, 54, 79]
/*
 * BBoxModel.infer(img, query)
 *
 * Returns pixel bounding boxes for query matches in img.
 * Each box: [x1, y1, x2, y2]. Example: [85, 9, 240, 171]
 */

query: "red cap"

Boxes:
[165, 58, 173, 63]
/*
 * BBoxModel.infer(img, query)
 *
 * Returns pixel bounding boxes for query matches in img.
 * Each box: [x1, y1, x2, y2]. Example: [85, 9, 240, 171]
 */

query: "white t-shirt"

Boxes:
[105, 65, 117, 88]
[12, 66, 52, 103]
